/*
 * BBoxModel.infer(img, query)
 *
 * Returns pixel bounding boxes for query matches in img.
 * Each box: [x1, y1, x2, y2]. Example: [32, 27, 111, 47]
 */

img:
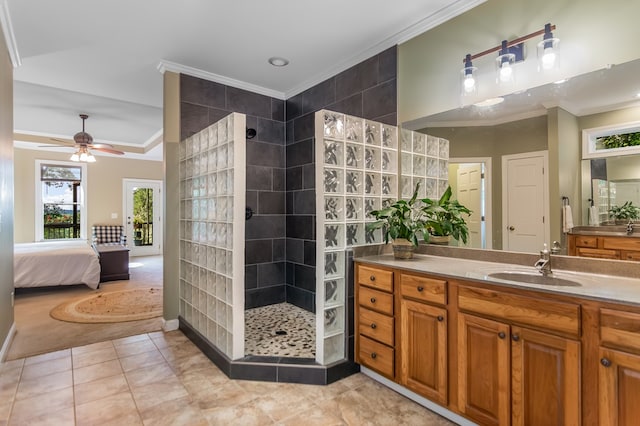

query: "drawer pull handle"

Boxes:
[417, 286, 424, 292]
[512, 334, 520, 342]
[370, 352, 377, 359]
[600, 358, 611, 367]
[370, 323, 377, 329]
[370, 297, 376, 303]
[370, 275, 376, 281]
[498, 332, 506, 339]
[437, 315, 444, 322]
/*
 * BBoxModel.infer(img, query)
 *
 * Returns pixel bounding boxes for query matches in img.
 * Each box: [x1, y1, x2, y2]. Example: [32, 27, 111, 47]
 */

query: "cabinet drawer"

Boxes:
[601, 308, 640, 352]
[458, 285, 580, 337]
[358, 335, 394, 378]
[573, 235, 598, 248]
[359, 286, 393, 315]
[359, 307, 394, 346]
[622, 251, 640, 261]
[603, 237, 640, 251]
[576, 247, 620, 260]
[357, 265, 393, 292]
[400, 273, 447, 305]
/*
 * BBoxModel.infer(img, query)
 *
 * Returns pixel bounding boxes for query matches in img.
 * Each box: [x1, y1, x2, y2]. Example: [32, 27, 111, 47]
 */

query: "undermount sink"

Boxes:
[488, 271, 581, 287]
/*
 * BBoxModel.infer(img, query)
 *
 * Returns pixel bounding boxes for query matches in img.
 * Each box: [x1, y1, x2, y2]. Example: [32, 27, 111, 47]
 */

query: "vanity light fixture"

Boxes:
[460, 54, 478, 96]
[537, 23, 560, 71]
[496, 40, 519, 84]
[461, 23, 559, 94]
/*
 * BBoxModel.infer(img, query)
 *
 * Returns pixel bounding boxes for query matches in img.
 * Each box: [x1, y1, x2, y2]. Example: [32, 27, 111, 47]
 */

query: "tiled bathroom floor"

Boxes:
[245, 303, 316, 358]
[0, 330, 455, 425]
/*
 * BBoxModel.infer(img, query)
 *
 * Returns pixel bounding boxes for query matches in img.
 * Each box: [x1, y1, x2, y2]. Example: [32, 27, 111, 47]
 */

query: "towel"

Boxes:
[562, 205, 574, 233]
[588, 205, 599, 226]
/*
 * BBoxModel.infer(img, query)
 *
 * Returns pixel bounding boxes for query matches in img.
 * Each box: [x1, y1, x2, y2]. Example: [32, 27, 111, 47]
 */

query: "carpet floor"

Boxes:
[7, 255, 163, 360]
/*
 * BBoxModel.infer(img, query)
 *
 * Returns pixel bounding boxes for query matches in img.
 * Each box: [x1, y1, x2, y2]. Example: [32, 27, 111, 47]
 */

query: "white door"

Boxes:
[123, 179, 162, 256]
[456, 163, 483, 248]
[502, 152, 548, 253]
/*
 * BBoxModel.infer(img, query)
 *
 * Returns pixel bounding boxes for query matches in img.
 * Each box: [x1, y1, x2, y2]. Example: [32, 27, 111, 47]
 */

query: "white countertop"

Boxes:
[356, 254, 640, 307]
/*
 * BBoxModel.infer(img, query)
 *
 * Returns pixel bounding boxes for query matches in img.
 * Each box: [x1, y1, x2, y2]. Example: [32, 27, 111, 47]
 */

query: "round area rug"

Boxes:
[50, 287, 162, 323]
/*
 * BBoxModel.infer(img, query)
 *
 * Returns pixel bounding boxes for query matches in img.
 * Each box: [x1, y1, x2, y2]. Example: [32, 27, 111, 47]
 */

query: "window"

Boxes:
[35, 160, 87, 241]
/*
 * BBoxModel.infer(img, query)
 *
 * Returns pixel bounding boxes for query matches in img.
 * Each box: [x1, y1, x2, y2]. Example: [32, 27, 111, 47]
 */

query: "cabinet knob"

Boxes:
[600, 358, 612, 367]
[436, 315, 444, 322]
[417, 286, 424, 292]
[370, 323, 377, 329]
[370, 297, 376, 303]
[371, 352, 377, 359]
[370, 275, 376, 281]
[509, 226, 515, 231]
[512, 334, 520, 342]
[498, 331, 506, 339]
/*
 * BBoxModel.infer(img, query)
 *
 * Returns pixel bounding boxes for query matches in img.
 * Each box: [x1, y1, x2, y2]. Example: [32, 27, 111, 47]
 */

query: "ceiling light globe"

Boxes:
[79, 152, 88, 162]
[70, 153, 79, 162]
[463, 74, 476, 92]
[542, 48, 556, 70]
[87, 154, 96, 163]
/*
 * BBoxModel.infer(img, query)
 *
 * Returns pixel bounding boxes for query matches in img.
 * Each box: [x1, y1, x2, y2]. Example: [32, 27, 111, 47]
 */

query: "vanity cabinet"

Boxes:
[399, 273, 448, 405]
[457, 286, 581, 425]
[568, 234, 640, 261]
[598, 308, 640, 424]
[355, 264, 395, 379]
[353, 259, 640, 425]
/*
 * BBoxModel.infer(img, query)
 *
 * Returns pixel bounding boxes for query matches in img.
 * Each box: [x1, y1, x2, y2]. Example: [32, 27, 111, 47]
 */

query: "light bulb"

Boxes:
[542, 47, 556, 70]
[463, 74, 476, 93]
[70, 153, 79, 162]
[499, 62, 513, 83]
[79, 152, 88, 162]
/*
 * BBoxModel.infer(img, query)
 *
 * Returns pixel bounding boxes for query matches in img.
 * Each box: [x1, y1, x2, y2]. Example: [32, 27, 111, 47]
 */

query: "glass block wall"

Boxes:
[314, 109, 449, 365]
[179, 113, 246, 360]
[400, 129, 450, 200]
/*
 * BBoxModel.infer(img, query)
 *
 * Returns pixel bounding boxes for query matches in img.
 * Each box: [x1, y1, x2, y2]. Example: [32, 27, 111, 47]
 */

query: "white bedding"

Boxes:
[14, 241, 101, 289]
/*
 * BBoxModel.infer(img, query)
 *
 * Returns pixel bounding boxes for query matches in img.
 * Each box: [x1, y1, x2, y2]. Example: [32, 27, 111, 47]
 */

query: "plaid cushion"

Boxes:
[92, 225, 127, 245]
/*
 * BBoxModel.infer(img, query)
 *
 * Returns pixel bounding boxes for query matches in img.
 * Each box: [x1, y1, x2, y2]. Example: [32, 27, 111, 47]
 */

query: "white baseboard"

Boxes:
[360, 367, 476, 426]
[162, 318, 179, 332]
[0, 323, 16, 363]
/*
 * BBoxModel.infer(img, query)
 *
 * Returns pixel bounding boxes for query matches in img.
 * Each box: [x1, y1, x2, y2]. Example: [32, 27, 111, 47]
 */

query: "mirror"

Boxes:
[401, 57, 640, 254]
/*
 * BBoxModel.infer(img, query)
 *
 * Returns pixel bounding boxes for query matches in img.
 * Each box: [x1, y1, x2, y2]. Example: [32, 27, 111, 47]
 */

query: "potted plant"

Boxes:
[609, 201, 640, 224]
[367, 184, 427, 259]
[421, 186, 472, 245]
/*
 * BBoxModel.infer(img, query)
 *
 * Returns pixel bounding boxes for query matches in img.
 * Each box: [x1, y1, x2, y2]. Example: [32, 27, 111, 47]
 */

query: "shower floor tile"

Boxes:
[245, 303, 316, 358]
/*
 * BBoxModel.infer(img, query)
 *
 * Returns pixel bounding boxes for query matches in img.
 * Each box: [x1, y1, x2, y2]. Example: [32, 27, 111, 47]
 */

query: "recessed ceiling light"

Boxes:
[473, 97, 505, 107]
[268, 57, 289, 67]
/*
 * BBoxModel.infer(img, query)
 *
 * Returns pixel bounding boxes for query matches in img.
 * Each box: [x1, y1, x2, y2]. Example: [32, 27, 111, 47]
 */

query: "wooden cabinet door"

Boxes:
[599, 348, 640, 425]
[511, 326, 580, 426]
[458, 313, 510, 426]
[400, 299, 447, 404]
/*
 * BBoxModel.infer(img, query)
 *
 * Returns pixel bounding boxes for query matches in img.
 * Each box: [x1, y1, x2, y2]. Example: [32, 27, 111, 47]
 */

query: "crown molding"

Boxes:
[158, 60, 286, 100]
[0, 0, 20, 67]
[284, 0, 487, 99]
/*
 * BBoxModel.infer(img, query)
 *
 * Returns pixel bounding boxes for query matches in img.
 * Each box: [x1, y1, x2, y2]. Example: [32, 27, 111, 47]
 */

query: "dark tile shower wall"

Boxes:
[180, 75, 286, 309]
[285, 46, 398, 314]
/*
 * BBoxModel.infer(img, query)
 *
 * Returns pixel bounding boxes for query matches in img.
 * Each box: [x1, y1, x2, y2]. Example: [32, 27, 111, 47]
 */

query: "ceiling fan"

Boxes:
[42, 114, 125, 162]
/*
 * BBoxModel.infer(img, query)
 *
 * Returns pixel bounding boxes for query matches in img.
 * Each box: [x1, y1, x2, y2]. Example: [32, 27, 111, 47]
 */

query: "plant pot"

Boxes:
[392, 239, 415, 259]
[428, 235, 451, 245]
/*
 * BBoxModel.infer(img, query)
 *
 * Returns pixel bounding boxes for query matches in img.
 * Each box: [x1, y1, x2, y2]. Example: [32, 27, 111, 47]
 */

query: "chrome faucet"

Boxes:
[627, 220, 634, 236]
[534, 243, 552, 276]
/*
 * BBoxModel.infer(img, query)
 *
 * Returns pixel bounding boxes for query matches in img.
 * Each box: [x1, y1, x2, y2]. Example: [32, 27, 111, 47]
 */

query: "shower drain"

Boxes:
[275, 330, 287, 335]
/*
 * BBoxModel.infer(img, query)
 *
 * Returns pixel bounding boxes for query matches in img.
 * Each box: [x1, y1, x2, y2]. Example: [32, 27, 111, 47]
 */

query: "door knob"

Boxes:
[509, 226, 515, 231]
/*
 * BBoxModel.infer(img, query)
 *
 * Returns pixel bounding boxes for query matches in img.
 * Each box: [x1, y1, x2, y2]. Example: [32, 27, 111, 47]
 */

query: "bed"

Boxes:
[14, 241, 101, 289]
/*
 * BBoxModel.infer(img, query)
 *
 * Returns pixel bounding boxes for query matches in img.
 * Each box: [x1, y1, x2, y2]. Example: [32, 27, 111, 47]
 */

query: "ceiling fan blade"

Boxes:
[37, 145, 73, 149]
[49, 137, 74, 145]
[92, 147, 124, 155]
[89, 143, 115, 149]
